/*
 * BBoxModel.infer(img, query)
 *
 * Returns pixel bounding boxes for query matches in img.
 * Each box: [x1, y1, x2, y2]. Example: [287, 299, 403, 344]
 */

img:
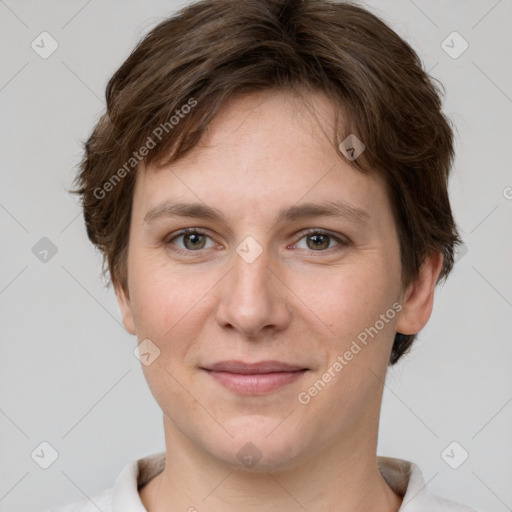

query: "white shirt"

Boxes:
[44, 452, 477, 512]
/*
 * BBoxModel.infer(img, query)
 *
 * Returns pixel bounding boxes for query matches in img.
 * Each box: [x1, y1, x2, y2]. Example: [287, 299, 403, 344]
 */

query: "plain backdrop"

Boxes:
[0, 1, 511, 511]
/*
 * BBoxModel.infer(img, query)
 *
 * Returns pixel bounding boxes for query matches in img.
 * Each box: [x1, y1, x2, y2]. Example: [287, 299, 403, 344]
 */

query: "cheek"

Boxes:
[127, 256, 218, 346]
[293, 263, 401, 428]
[292, 258, 401, 343]
[129, 263, 213, 409]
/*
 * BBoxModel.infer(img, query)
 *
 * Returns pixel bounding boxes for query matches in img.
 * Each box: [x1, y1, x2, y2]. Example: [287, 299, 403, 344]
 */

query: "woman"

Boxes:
[49, 0, 475, 510]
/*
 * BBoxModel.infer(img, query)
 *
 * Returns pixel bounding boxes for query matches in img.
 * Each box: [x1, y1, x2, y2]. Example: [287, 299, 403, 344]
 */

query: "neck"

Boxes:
[139, 410, 402, 512]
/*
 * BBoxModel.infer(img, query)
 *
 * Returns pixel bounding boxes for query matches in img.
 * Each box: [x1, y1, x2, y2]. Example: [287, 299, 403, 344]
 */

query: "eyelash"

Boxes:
[164, 228, 349, 255]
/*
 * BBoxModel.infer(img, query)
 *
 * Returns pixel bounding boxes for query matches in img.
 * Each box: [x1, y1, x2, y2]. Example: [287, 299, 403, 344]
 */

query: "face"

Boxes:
[116, 89, 439, 472]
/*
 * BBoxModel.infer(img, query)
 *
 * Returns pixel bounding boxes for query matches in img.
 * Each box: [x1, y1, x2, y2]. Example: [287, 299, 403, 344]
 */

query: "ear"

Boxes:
[395, 251, 443, 335]
[114, 281, 137, 335]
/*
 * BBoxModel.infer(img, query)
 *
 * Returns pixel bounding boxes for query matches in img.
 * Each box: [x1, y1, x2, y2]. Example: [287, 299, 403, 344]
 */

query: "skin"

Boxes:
[115, 89, 443, 512]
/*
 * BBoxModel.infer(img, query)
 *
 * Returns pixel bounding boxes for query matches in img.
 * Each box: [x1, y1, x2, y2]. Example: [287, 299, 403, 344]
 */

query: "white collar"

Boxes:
[109, 451, 475, 512]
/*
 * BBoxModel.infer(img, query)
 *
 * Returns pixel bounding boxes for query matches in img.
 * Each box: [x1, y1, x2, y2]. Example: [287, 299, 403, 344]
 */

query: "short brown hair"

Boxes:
[74, 0, 461, 364]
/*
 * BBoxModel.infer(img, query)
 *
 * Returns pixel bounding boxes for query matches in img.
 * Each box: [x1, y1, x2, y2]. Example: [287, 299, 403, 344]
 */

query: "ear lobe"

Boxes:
[395, 251, 443, 336]
[114, 282, 137, 335]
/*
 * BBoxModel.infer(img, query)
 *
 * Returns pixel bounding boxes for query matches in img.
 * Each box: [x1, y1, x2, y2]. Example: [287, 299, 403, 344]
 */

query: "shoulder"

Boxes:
[418, 492, 478, 512]
[38, 452, 165, 512]
[406, 462, 478, 512]
[40, 487, 113, 512]
[378, 456, 479, 512]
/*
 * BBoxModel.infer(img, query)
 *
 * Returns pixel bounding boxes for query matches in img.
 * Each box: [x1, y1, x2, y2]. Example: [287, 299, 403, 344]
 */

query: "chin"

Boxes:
[207, 425, 309, 473]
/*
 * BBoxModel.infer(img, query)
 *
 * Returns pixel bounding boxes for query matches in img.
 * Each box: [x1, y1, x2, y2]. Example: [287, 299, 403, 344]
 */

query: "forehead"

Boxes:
[196, 89, 342, 161]
[134, 89, 391, 225]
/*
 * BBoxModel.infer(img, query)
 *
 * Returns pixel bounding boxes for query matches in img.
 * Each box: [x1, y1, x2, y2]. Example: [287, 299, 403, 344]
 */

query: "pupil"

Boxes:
[185, 233, 204, 249]
[309, 234, 328, 250]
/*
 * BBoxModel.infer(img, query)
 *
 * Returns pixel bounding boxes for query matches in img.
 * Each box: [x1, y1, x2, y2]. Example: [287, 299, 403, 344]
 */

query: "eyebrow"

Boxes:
[143, 199, 370, 226]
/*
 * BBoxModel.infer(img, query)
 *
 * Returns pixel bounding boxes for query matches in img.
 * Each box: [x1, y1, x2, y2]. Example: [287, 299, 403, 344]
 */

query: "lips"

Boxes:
[201, 360, 309, 394]
[203, 360, 308, 374]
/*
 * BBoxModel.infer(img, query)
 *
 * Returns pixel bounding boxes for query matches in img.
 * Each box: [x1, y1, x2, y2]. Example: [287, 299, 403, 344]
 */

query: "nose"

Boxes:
[214, 242, 292, 340]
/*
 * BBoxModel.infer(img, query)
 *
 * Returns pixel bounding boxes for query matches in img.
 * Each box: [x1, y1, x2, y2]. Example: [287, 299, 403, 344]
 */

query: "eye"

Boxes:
[165, 228, 217, 252]
[164, 228, 348, 254]
[293, 229, 347, 251]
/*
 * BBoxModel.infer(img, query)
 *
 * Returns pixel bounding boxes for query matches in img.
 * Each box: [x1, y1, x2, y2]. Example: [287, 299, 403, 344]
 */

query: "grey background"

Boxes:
[0, 1, 511, 511]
